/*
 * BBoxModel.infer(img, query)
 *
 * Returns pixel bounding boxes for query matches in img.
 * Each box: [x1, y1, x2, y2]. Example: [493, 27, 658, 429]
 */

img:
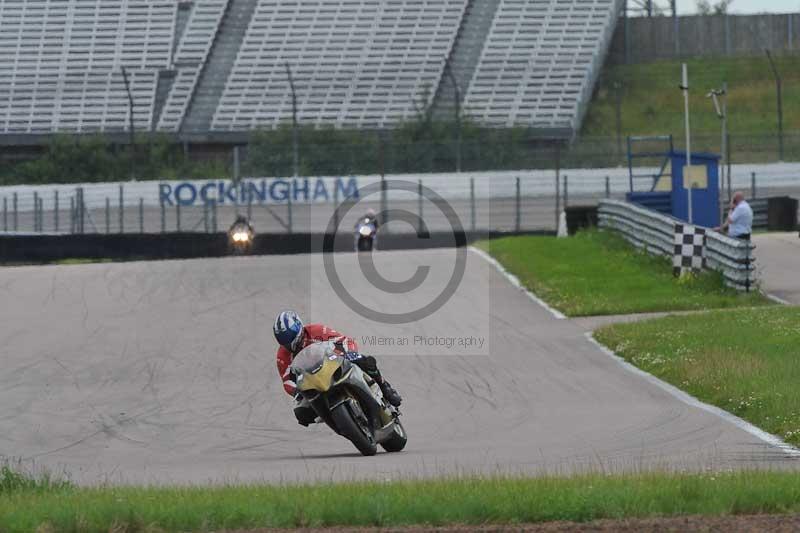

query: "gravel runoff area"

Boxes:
[0, 248, 797, 485]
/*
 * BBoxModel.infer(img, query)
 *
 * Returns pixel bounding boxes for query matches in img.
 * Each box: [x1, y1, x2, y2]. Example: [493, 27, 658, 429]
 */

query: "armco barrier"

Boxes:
[0, 230, 549, 263]
[598, 199, 756, 291]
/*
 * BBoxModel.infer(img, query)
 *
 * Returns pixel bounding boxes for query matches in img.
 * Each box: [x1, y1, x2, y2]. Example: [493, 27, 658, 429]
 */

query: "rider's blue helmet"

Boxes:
[274, 310, 304, 351]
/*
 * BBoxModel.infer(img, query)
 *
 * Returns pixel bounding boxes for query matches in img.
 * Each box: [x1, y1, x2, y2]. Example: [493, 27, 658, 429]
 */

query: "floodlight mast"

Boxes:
[443, 55, 462, 173]
[285, 62, 299, 178]
[121, 66, 136, 181]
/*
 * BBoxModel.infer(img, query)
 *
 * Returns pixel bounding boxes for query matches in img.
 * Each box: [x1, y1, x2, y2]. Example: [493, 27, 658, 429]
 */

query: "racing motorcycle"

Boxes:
[290, 341, 407, 456]
[355, 218, 377, 252]
[227, 218, 254, 255]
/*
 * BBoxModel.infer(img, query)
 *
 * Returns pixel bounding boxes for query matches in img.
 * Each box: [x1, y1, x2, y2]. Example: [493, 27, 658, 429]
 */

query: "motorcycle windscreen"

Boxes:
[292, 342, 335, 373]
[291, 342, 343, 392]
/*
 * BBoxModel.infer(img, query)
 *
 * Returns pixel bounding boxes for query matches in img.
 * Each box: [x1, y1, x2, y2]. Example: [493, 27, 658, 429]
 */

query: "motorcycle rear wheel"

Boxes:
[331, 402, 377, 456]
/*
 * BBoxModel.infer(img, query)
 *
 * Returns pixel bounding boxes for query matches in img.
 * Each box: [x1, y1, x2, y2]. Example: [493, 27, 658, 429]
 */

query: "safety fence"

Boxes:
[0, 173, 633, 235]
[598, 199, 756, 291]
[0, 166, 797, 236]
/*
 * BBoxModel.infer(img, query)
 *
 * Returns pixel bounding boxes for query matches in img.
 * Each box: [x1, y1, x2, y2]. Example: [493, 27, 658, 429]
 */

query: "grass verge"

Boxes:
[4, 470, 800, 531]
[477, 231, 769, 316]
[595, 306, 800, 447]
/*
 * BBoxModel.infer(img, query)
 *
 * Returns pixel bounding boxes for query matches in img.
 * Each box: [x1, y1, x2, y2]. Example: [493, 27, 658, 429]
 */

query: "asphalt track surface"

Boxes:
[1, 249, 797, 485]
[753, 232, 800, 305]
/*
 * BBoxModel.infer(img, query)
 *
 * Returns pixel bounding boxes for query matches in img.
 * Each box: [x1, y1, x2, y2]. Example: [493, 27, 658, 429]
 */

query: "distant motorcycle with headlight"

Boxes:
[228, 217, 254, 255]
[355, 218, 377, 252]
[290, 341, 407, 456]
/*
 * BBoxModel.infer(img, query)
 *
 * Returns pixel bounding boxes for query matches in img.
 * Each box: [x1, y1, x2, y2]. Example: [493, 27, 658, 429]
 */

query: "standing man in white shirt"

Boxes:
[714, 191, 753, 241]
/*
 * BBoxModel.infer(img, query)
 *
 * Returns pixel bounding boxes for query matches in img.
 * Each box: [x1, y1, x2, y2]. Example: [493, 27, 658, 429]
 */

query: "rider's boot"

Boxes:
[377, 379, 402, 407]
[352, 354, 403, 407]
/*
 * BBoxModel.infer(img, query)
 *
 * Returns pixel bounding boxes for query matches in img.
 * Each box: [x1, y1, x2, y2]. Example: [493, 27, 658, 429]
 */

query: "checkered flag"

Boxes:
[673, 224, 706, 277]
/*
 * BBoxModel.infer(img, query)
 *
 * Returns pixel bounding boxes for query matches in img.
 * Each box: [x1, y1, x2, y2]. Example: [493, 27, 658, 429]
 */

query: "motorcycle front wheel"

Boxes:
[357, 237, 373, 251]
[380, 419, 407, 452]
[331, 401, 377, 456]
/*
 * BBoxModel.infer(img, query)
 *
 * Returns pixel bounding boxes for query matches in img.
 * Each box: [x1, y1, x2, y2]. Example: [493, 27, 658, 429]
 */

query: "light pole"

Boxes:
[680, 63, 693, 224]
[285, 62, 299, 177]
[765, 50, 784, 161]
[443, 55, 462, 172]
[614, 80, 623, 164]
[707, 83, 729, 222]
[121, 66, 136, 180]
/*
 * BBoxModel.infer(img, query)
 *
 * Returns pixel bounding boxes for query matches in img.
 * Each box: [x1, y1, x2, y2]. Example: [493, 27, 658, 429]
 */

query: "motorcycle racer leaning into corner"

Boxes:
[273, 310, 403, 426]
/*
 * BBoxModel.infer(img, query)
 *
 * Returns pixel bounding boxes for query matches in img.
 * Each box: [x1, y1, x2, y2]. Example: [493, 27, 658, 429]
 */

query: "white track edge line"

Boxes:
[585, 332, 800, 457]
[468, 245, 567, 320]
[765, 292, 792, 306]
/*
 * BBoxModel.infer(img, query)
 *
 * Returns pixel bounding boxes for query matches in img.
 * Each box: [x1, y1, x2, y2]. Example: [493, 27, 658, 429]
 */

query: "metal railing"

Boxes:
[598, 199, 756, 291]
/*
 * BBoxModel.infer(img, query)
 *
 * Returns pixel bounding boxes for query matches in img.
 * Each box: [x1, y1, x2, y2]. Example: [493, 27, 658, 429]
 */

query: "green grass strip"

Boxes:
[4, 471, 800, 531]
[477, 231, 769, 316]
[595, 306, 800, 448]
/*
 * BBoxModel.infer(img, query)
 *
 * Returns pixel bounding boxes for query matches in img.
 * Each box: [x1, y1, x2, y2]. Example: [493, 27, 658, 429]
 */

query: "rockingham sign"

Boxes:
[158, 177, 360, 207]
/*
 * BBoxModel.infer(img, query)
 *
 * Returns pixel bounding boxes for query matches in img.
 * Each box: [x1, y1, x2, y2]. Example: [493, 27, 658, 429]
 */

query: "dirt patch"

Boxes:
[225, 513, 800, 532]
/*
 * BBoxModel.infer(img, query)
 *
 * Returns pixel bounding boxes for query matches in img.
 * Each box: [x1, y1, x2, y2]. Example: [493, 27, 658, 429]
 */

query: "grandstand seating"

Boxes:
[156, 0, 229, 132]
[464, 0, 622, 130]
[0, 0, 624, 137]
[0, 0, 175, 134]
[210, 0, 468, 131]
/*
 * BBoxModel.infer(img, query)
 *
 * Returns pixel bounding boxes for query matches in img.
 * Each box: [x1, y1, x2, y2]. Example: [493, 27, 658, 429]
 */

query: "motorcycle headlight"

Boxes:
[359, 226, 372, 236]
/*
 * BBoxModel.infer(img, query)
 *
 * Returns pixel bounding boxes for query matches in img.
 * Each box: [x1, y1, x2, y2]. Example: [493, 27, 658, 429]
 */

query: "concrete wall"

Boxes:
[609, 13, 800, 64]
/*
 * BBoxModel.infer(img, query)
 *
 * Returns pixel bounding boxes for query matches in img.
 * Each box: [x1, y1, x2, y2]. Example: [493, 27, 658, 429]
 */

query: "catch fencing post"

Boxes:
[77, 187, 85, 234]
[380, 176, 387, 224]
[563, 175, 569, 208]
[38, 197, 43, 232]
[233, 145, 241, 182]
[515, 177, 521, 232]
[751, 171, 757, 198]
[176, 202, 181, 232]
[33, 192, 39, 232]
[470, 177, 476, 233]
[333, 181, 340, 230]
[54, 190, 59, 232]
[211, 199, 217, 233]
[118, 185, 124, 233]
[13, 192, 18, 232]
[203, 201, 209, 232]
[139, 198, 144, 233]
[554, 146, 561, 230]
[2, 197, 6, 232]
[286, 190, 293, 234]
[418, 179, 423, 233]
[160, 198, 166, 233]
[105, 197, 110, 233]
[246, 187, 252, 221]
[69, 197, 75, 233]
[605, 176, 611, 199]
